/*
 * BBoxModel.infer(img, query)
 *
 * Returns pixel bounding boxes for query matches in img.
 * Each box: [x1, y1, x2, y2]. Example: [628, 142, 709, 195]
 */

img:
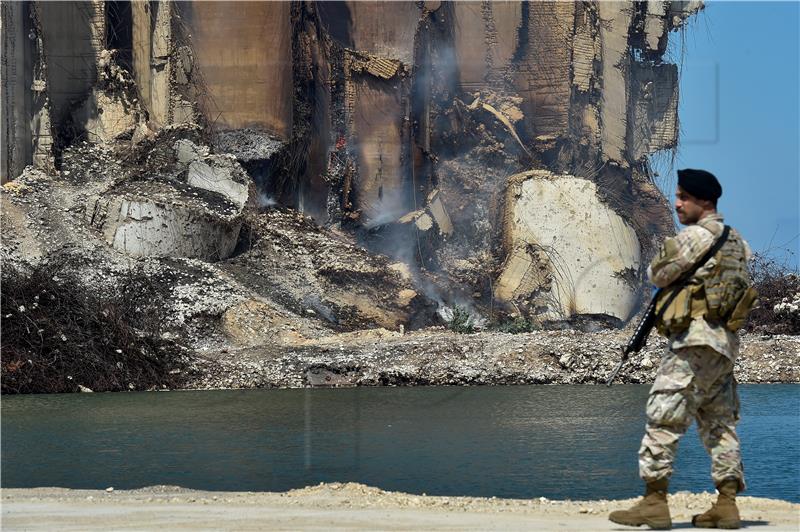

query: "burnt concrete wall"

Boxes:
[182, 1, 292, 139]
[1, 1, 33, 183]
[38, 1, 105, 128]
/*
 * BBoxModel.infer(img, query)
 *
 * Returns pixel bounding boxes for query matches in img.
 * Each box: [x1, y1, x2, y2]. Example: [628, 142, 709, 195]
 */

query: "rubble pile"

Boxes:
[1, 1, 796, 392]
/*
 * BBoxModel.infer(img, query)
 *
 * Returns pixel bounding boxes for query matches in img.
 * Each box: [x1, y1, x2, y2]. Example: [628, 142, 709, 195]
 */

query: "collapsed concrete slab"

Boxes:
[170, 143, 252, 212]
[345, 54, 410, 227]
[86, 179, 243, 261]
[497, 171, 641, 322]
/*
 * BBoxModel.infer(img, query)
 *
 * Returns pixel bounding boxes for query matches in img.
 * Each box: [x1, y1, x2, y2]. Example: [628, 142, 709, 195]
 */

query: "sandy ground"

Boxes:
[2, 482, 798, 531]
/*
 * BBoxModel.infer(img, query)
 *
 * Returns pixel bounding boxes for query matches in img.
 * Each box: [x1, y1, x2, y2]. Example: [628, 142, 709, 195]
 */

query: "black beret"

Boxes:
[677, 168, 722, 201]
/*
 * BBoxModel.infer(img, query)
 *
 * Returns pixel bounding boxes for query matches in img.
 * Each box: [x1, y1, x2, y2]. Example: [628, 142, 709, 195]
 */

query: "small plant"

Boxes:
[447, 305, 476, 334]
[495, 316, 534, 334]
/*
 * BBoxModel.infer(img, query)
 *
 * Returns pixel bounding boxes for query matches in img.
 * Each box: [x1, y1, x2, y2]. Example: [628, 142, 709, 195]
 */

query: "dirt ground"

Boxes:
[3, 482, 798, 531]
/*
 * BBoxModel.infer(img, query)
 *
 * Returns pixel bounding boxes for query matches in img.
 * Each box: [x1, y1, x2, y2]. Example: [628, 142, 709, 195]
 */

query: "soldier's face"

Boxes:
[675, 186, 707, 225]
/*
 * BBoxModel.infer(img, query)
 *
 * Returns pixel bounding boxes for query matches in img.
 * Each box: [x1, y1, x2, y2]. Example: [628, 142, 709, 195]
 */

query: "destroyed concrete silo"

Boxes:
[1, 0, 704, 327]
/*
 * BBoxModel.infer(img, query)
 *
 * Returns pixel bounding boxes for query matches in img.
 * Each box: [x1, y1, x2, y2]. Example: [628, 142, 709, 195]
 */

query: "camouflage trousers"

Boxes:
[638, 345, 745, 489]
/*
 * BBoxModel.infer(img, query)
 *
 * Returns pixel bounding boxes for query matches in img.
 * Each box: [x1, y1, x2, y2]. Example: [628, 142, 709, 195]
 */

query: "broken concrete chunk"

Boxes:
[187, 157, 249, 209]
[398, 210, 434, 231]
[174, 139, 209, 165]
[73, 89, 138, 144]
[365, 57, 401, 79]
[669, 1, 705, 29]
[498, 171, 641, 322]
[426, 189, 453, 236]
[87, 180, 242, 261]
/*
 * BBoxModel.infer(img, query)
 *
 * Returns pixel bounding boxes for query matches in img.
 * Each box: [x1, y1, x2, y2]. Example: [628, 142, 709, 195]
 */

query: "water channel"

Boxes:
[2, 384, 798, 502]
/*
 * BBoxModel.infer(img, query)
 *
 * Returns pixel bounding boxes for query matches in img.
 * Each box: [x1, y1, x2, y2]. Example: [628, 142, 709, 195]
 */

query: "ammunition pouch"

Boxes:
[655, 282, 706, 336]
[725, 285, 759, 331]
[655, 282, 758, 335]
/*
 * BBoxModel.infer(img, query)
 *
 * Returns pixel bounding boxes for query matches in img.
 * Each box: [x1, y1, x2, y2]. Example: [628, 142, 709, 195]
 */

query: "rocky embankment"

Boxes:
[187, 328, 799, 389]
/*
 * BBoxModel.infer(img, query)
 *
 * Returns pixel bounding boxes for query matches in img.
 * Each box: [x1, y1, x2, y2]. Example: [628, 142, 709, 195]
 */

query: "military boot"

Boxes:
[691, 479, 741, 529]
[608, 478, 672, 530]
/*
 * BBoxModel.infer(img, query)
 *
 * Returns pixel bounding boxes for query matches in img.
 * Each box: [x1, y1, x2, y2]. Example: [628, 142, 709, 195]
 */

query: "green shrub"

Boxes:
[495, 316, 534, 334]
[448, 305, 476, 334]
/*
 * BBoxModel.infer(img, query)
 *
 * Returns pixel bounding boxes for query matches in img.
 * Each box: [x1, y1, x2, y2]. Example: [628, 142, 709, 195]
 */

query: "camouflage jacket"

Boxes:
[648, 213, 751, 361]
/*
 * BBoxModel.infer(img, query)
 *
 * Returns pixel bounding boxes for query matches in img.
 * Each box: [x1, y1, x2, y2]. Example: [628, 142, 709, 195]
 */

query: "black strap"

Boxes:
[654, 225, 731, 321]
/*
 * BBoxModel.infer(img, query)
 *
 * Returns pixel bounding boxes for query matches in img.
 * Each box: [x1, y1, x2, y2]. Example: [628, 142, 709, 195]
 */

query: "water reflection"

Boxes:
[2, 385, 798, 502]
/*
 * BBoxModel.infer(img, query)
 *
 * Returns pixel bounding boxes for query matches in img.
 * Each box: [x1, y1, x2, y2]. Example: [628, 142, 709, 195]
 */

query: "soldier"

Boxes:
[609, 169, 756, 530]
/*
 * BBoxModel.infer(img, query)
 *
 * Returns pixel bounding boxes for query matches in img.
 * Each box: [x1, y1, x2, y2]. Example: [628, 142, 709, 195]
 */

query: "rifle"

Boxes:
[605, 289, 662, 386]
[605, 225, 731, 386]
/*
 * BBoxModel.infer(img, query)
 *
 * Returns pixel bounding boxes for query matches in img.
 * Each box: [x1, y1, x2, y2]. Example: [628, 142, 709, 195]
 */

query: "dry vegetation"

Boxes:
[746, 252, 800, 335]
[1, 253, 190, 394]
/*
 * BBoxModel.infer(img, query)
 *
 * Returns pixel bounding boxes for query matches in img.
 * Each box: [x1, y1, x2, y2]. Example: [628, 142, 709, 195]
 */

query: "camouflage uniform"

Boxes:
[639, 213, 749, 489]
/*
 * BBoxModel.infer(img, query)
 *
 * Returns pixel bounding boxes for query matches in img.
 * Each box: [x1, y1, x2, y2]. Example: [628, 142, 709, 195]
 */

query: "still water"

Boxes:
[2, 385, 798, 502]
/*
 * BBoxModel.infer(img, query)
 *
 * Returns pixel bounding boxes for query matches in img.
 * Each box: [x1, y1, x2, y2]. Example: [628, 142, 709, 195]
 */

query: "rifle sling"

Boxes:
[653, 225, 731, 323]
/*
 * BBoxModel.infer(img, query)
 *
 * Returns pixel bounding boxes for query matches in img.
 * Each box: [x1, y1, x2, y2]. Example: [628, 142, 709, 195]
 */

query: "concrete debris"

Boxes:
[669, 1, 705, 29]
[499, 171, 641, 323]
[190, 329, 799, 389]
[211, 129, 285, 163]
[186, 155, 251, 210]
[222, 209, 438, 332]
[467, 97, 532, 159]
[347, 53, 402, 80]
[396, 189, 452, 237]
[86, 180, 243, 261]
[426, 190, 454, 237]
[398, 210, 434, 232]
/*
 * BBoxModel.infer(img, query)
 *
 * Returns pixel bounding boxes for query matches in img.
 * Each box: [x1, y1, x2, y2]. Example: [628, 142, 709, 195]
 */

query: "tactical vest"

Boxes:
[655, 222, 758, 336]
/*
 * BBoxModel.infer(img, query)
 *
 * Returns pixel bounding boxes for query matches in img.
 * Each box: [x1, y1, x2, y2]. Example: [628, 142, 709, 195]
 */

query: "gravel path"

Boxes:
[3, 483, 798, 531]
